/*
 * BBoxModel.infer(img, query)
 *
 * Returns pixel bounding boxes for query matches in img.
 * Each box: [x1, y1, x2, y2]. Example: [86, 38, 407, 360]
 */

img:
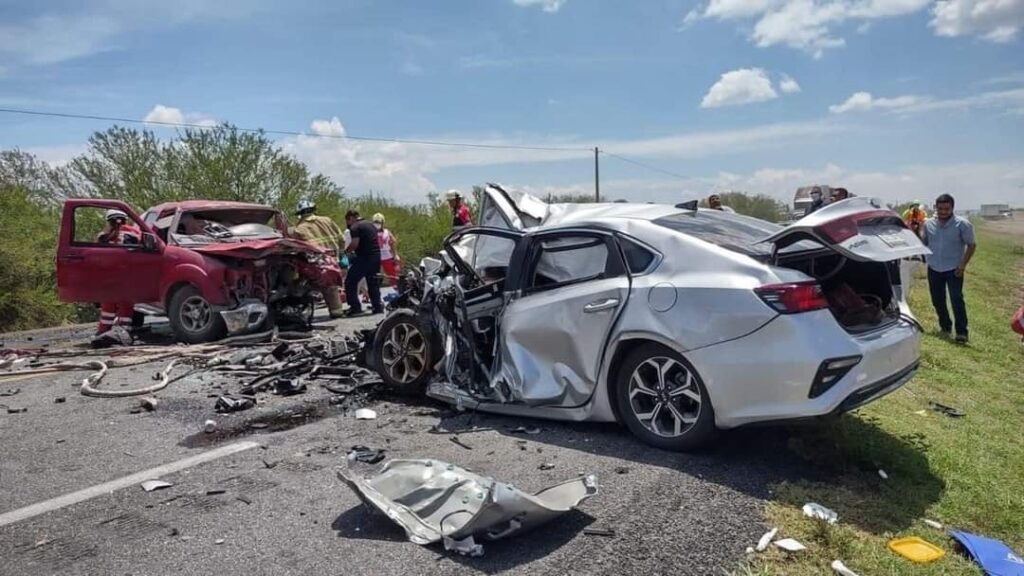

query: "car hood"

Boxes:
[188, 238, 328, 259]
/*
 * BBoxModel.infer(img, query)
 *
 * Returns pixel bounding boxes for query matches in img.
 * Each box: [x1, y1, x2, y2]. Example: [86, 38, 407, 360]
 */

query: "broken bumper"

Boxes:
[219, 302, 268, 335]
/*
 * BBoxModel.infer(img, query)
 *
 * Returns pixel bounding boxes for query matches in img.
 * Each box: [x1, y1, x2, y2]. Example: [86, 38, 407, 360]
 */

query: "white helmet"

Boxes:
[445, 189, 461, 201]
[105, 209, 128, 222]
[296, 199, 316, 215]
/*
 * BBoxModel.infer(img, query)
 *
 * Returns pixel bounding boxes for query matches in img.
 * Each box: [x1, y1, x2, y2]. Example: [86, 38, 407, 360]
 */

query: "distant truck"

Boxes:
[980, 204, 1012, 219]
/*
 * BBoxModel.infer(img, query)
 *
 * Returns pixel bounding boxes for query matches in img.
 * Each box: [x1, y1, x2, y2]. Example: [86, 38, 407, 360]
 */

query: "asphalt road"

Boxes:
[0, 312, 814, 576]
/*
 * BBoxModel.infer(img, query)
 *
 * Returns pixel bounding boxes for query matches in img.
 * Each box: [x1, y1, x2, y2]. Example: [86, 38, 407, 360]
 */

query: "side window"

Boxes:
[529, 235, 620, 291]
[619, 237, 656, 274]
[72, 206, 138, 247]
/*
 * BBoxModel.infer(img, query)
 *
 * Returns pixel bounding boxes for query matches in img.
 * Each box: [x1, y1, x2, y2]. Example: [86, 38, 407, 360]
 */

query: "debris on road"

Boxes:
[338, 459, 598, 556]
[3, 404, 27, 414]
[923, 519, 943, 529]
[215, 395, 255, 413]
[878, 469, 888, 480]
[831, 559, 860, 576]
[354, 408, 377, 420]
[215, 538, 225, 545]
[774, 538, 807, 552]
[273, 377, 307, 396]
[140, 397, 159, 411]
[203, 419, 217, 433]
[929, 400, 965, 418]
[509, 425, 541, 435]
[141, 480, 173, 492]
[888, 536, 945, 563]
[583, 527, 615, 537]
[449, 436, 473, 450]
[802, 502, 839, 524]
[0, 388, 19, 396]
[206, 489, 227, 495]
[538, 463, 555, 470]
[948, 529, 1024, 574]
[614, 466, 630, 475]
[348, 445, 386, 464]
[755, 527, 778, 552]
[54, 396, 66, 403]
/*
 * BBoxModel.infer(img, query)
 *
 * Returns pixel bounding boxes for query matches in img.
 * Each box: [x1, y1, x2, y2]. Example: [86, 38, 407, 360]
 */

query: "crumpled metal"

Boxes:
[338, 459, 598, 555]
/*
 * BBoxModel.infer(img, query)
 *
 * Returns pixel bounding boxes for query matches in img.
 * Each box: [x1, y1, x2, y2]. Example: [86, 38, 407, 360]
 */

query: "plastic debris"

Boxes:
[878, 469, 889, 480]
[888, 536, 945, 563]
[139, 397, 159, 411]
[774, 538, 807, 552]
[339, 459, 598, 556]
[348, 445, 386, 465]
[538, 463, 556, 471]
[0, 388, 20, 396]
[141, 480, 173, 492]
[215, 395, 255, 413]
[443, 535, 483, 557]
[745, 546, 755, 554]
[215, 539, 225, 545]
[831, 559, 860, 576]
[802, 502, 839, 524]
[949, 529, 1024, 574]
[756, 527, 778, 552]
[929, 400, 965, 418]
[54, 397, 66, 403]
[273, 377, 307, 396]
[354, 408, 377, 420]
[509, 425, 541, 435]
[583, 527, 615, 537]
[203, 419, 217, 433]
[923, 519, 943, 530]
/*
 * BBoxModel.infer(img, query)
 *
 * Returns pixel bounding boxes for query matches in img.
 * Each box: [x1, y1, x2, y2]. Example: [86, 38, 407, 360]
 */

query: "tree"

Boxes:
[701, 191, 787, 222]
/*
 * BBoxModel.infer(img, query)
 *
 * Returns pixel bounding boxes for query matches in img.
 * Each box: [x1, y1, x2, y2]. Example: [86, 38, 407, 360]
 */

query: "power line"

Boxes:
[0, 107, 594, 153]
[598, 150, 690, 180]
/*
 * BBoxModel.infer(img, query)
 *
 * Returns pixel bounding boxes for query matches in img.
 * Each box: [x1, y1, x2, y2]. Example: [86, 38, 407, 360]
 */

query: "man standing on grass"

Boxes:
[922, 193, 977, 343]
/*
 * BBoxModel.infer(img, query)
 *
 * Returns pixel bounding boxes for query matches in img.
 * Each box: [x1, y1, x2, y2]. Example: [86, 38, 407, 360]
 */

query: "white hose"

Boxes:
[80, 359, 178, 398]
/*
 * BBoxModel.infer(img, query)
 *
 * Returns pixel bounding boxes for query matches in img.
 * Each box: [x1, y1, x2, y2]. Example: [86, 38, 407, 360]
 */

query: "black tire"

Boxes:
[168, 285, 226, 344]
[372, 309, 440, 395]
[615, 343, 716, 451]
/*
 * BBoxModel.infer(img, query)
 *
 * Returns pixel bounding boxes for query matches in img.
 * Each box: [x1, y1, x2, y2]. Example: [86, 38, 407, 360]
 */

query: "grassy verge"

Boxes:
[741, 227, 1024, 575]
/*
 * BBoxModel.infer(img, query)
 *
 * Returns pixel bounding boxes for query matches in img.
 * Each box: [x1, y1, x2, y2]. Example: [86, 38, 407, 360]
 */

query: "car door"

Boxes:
[56, 199, 165, 304]
[494, 229, 629, 407]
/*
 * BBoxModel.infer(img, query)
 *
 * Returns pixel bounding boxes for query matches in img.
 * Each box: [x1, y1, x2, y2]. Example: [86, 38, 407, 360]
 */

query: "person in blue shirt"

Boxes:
[921, 194, 977, 343]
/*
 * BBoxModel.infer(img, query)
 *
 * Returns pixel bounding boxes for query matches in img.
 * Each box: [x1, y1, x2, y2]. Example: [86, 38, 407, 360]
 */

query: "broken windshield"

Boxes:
[170, 208, 282, 245]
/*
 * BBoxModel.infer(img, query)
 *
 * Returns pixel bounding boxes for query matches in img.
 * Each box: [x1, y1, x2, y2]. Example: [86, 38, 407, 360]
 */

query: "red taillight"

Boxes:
[755, 282, 828, 314]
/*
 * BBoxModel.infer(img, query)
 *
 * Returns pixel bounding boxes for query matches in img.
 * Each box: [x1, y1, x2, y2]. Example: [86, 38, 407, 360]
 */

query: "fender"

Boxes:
[160, 262, 229, 306]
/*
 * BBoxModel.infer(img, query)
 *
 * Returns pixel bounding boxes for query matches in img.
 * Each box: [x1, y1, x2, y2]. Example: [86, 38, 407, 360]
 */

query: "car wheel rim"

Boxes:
[380, 322, 426, 385]
[180, 296, 213, 333]
[628, 356, 702, 438]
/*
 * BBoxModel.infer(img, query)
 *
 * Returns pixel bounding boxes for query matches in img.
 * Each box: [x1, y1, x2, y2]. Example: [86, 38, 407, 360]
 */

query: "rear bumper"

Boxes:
[687, 309, 922, 428]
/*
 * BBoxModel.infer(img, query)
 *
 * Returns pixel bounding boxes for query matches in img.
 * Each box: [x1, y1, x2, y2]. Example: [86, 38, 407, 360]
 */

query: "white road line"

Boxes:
[0, 441, 260, 528]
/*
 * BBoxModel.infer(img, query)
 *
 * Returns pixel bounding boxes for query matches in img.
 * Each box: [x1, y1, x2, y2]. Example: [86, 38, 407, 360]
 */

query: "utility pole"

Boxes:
[594, 146, 600, 202]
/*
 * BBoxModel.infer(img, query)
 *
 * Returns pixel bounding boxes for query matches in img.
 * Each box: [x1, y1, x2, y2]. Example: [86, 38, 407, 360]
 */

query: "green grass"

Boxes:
[741, 227, 1024, 575]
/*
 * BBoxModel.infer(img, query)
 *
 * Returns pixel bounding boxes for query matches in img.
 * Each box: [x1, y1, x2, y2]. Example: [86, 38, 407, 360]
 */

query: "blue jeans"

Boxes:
[927, 268, 968, 336]
[345, 254, 382, 313]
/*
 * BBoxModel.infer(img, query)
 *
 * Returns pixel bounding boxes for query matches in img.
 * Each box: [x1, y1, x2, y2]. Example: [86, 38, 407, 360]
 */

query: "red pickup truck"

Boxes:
[56, 199, 343, 343]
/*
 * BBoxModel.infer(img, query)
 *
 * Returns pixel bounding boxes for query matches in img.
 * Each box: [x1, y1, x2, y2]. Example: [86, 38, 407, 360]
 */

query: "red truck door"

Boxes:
[56, 200, 165, 304]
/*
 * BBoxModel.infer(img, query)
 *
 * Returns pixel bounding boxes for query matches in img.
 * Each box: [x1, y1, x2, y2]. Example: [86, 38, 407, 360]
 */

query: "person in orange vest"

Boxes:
[96, 209, 142, 335]
[902, 200, 927, 238]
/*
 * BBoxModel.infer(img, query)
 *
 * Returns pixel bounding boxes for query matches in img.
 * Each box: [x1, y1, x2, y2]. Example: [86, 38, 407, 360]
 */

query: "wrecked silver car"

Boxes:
[368, 185, 928, 451]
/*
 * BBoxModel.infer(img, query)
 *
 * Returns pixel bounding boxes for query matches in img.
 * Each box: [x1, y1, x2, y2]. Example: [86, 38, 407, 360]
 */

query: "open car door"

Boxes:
[761, 197, 930, 262]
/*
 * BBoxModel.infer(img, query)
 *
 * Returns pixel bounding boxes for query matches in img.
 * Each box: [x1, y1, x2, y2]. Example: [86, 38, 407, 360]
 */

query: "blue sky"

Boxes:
[1, 0, 1022, 207]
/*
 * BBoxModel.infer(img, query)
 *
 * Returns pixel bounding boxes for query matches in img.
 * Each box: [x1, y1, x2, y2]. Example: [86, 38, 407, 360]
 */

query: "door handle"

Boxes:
[584, 298, 619, 313]
[59, 255, 85, 262]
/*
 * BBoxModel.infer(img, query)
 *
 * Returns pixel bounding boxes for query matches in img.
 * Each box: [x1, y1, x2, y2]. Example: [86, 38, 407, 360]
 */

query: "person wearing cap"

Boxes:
[708, 194, 735, 213]
[372, 213, 400, 285]
[446, 189, 473, 228]
[291, 200, 346, 318]
[902, 200, 927, 238]
[95, 209, 143, 335]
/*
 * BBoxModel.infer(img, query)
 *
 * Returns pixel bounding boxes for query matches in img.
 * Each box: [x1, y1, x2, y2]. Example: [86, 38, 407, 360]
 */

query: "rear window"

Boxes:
[653, 211, 818, 257]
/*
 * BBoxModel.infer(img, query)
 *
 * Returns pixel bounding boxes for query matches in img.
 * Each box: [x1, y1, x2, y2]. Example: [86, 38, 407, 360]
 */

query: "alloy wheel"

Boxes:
[380, 322, 427, 385]
[627, 356, 702, 438]
[180, 296, 213, 333]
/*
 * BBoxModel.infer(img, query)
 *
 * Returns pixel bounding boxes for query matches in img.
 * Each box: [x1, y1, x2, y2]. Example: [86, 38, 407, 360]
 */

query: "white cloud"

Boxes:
[512, 0, 567, 13]
[830, 87, 1024, 114]
[931, 0, 1024, 42]
[780, 73, 802, 93]
[688, 0, 931, 57]
[701, 68, 779, 108]
[829, 91, 927, 113]
[143, 104, 218, 127]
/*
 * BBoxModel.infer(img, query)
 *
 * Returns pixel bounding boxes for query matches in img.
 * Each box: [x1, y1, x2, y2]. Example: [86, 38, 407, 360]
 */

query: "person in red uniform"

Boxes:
[446, 190, 473, 228]
[96, 209, 142, 335]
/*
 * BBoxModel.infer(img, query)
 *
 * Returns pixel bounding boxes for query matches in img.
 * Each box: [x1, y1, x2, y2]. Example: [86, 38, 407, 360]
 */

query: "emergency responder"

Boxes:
[903, 200, 927, 238]
[96, 209, 142, 335]
[446, 190, 473, 228]
[291, 200, 346, 318]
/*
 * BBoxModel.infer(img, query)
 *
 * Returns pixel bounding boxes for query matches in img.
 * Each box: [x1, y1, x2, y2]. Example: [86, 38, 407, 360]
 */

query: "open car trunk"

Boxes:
[762, 197, 931, 333]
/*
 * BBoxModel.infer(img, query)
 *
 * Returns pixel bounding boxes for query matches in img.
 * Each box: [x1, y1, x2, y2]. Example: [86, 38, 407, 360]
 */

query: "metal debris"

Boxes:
[141, 480, 173, 492]
[348, 445, 386, 465]
[203, 419, 217, 433]
[140, 397, 159, 411]
[583, 527, 615, 537]
[509, 425, 541, 435]
[273, 377, 307, 396]
[338, 459, 598, 556]
[802, 502, 839, 524]
[215, 395, 255, 413]
[539, 463, 555, 471]
[449, 436, 473, 450]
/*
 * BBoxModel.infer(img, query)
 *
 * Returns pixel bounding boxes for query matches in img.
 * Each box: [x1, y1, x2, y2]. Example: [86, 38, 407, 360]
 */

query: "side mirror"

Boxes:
[143, 233, 159, 252]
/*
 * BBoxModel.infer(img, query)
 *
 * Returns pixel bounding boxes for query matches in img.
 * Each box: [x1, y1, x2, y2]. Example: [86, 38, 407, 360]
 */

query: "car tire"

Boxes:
[168, 285, 226, 344]
[372, 309, 439, 396]
[615, 343, 716, 451]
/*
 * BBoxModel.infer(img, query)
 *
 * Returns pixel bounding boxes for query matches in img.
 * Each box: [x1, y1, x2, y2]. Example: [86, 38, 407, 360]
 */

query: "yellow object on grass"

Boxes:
[888, 536, 946, 563]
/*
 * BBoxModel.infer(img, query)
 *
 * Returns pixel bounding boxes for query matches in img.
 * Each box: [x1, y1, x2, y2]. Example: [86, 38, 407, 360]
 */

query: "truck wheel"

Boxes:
[168, 285, 226, 344]
[372, 309, 439, 395]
